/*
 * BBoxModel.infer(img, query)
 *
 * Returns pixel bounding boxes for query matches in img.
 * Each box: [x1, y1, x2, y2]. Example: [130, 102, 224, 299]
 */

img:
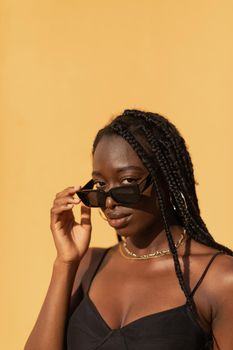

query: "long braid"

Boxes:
[118, 110, 233, 256]
[123, 110, 200, 211]
[146, 125, 232, 254]
[142, 126, 212, 236]
[142, 126, 233, 256]
[120, 112, 204, 229]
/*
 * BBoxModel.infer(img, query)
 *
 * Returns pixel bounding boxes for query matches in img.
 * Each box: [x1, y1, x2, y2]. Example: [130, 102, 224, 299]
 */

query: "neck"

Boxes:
[125, 223, 184, 256]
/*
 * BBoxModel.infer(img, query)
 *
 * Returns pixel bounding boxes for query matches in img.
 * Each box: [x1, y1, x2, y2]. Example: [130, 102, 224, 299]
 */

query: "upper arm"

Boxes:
[210, 255, 233, 350]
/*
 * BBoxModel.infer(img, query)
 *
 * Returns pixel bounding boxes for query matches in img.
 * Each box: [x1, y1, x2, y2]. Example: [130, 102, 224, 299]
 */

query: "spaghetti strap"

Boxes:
[84, 247, 110, 294]
[190, 251, 225, 297]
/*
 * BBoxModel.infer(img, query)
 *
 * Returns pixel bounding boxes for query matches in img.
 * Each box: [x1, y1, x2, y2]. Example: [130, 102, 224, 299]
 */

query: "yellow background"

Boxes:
[1, 1, 233, 349]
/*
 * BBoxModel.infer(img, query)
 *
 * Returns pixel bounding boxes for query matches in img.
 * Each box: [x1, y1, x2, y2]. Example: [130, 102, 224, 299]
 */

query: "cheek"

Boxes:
[124, 198, 161, 235]
[135, 206, 160, 225]
[140, 190, 160, 214]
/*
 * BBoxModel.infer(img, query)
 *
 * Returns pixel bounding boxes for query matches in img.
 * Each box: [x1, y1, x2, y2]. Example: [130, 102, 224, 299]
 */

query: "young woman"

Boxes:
[24, 110, 233, 350]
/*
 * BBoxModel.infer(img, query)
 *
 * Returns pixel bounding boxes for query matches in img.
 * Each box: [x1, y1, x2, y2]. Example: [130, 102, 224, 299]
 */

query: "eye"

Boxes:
[93, 180, 106, 189]
[121, 177, 138, 185]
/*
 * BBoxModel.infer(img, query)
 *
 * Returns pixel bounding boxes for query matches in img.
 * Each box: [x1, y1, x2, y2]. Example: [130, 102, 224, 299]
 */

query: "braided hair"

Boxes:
[92, 109, 233, 310]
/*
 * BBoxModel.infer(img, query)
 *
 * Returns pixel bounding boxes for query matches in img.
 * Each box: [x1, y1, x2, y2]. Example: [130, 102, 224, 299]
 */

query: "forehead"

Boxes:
[92, 135, 146, 174]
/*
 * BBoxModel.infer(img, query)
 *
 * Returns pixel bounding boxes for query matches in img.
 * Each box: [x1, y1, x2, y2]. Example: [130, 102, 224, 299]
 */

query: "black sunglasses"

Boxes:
[76, 174, 153, 207]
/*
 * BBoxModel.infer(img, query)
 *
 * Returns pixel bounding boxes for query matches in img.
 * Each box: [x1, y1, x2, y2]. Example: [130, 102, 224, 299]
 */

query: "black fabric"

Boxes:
[66, 249, 223, 350]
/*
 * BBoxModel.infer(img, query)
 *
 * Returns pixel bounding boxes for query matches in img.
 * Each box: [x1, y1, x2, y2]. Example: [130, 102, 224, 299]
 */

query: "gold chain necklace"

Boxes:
[119, 229, 186, 260]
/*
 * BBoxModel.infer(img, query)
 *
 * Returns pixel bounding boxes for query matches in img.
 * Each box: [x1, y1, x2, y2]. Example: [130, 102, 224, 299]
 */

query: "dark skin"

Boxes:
[25, 134, 233, 350]
[76, 135, 233, 348]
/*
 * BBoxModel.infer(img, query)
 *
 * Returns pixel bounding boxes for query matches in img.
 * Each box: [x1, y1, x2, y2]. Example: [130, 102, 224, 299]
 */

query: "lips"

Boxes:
[105, 212, 132, 229]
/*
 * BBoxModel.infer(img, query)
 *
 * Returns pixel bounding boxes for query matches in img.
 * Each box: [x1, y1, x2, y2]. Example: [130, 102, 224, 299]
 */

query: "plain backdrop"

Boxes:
[1, 1, 233, 349]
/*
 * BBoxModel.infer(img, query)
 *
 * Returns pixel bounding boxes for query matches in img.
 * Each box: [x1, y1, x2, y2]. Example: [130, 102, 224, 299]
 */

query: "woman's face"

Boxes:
[92, 135, 165, 240]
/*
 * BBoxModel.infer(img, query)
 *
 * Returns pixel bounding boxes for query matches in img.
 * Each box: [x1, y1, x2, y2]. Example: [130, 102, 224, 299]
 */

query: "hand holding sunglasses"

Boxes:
[76, 174, 153, 207]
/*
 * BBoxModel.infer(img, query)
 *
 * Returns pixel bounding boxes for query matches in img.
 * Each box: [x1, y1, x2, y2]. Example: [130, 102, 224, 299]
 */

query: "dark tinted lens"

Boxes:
[112, 185, 140, 204]
[94, 191, 106, 207]
[78, 190, 106, 207]
[76, 192, 92, 206]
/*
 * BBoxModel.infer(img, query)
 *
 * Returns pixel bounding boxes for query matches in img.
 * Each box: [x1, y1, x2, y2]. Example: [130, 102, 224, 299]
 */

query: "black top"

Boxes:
[66, 249, 223, 350]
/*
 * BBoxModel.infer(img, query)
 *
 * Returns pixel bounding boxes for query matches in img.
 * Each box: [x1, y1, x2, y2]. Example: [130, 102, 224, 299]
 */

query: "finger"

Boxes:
[80, 204, 91, 228]
[50, 204, 74, 224]
[54, 196, 81, 206]
[55, 186, 81, 199]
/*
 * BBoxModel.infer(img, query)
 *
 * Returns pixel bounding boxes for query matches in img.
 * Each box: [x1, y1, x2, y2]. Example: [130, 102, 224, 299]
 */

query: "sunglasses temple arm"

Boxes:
[77, 179, 94, 192]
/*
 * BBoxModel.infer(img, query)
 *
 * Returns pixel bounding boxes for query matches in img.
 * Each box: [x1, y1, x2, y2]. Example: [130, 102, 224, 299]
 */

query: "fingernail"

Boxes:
[74, 198, 80, 203]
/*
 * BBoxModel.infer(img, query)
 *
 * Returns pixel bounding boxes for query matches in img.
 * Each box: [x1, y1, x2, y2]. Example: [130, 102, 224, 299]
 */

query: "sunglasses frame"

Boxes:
[76, 174, 153, 207]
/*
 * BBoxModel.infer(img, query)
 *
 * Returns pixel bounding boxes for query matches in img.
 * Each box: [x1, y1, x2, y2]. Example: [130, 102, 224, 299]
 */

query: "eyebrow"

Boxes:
[92, 165, 144, 177]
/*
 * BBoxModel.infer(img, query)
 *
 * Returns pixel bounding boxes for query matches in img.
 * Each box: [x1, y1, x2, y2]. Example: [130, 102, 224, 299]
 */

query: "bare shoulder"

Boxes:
[189, 239, 233, 347]
[191, 240, 233, 305]
[207, 252, 233, 296]
[193, 239, 232, 267]
[203, 251, 233, 348]
[185, 239, 233, 297]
